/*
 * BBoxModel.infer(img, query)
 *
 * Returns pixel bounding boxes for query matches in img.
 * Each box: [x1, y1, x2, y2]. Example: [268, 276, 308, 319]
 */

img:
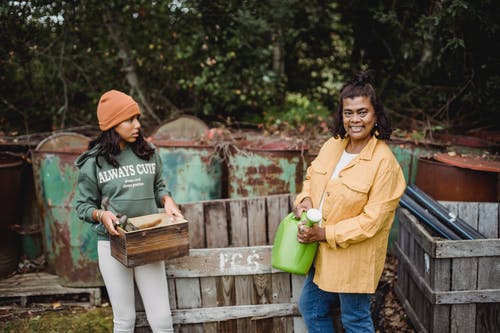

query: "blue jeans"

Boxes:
[298, 268, 374, 333]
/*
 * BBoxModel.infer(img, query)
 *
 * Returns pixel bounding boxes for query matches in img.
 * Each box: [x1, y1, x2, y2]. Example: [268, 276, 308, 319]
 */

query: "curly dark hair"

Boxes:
[331, 70, 392, 140]
[89, 129, 154, 168]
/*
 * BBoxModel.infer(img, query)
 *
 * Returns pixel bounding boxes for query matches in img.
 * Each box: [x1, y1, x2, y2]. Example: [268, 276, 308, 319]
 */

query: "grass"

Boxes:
[0, 305, 113, 333]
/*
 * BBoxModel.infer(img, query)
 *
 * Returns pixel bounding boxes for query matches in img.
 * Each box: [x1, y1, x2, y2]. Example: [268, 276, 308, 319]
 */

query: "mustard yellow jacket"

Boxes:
[294, 135, 406, 293]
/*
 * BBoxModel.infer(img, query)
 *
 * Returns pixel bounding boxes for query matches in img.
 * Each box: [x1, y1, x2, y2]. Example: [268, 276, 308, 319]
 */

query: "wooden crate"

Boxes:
[394, 202, 500, 333]
[110, 213, 189, 267]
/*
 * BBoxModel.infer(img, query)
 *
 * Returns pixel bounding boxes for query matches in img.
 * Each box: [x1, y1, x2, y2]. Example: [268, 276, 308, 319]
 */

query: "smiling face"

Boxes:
[114, 115, 141, 149]
[342, 96, 377, 150]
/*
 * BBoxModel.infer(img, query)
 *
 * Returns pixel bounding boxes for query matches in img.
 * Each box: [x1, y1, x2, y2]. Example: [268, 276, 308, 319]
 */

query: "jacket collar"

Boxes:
[349, 135, 378, 161]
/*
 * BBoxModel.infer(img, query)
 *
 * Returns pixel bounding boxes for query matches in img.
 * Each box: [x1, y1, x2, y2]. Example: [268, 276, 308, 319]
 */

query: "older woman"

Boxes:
[294, 70, 406, 333]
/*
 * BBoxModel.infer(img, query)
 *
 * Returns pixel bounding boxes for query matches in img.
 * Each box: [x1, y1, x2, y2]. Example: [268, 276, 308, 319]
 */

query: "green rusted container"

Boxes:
[227, 140, 307, 198]
[32, 133, 103, 287]
[153, 140, 224, 203]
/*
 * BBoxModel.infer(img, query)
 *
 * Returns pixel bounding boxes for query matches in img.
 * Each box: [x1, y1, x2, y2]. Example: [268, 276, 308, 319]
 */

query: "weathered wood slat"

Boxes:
[478, 203, 499, 238]
[394, 282, 428, 333]
[478, 256, 500, 289]
[397, 209, 436, 256]
[435, 239, 500, 258]
[228, 199, 249, 246]
[0, 272, 101, 306]
[451, 304, 476, 333]
[135, 303, 299, 325]
[200, 276, 218, 333]
[272, 272, 293, 333]
[266, 194, 291, 245]
[458, 202, 479, 230]
[235, 275, 255, 332]
[180, 202, 205, 248]
[247, 197, 267, 246]
[166, 246, 275, 278]
[204, 201, 229, 248]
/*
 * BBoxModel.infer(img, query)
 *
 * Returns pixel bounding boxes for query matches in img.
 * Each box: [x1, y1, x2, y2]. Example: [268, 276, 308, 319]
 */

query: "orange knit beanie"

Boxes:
[97, 90, 141, 131]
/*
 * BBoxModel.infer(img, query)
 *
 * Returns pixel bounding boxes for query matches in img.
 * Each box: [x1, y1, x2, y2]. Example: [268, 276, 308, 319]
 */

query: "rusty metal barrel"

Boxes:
[226, 139, 307, 198]
[32, 132, 103, 287]
[152, 140, 224, 203]
[416, 155, 499, 202]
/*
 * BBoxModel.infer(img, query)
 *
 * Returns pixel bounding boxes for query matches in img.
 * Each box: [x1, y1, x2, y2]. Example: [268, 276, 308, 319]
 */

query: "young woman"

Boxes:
[294, 71, 406, 333]
[75, 90, 182, 333]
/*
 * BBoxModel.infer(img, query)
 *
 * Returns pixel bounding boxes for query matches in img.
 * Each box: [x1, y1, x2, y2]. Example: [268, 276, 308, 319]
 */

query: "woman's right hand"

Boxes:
[293, 197, 313, 218]
[100, 211, 120, 236]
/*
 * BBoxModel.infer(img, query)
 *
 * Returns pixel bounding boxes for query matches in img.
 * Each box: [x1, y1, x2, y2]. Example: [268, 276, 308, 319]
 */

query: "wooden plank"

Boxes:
[266, 194, 291, 244]
[290, 273, 305, 303]
[0, 272, 101, 306]
[180, 202, 206, 249]
[247, 197, 267, 246]
[271, 272, 293, 333]
[228, 199, 248, 246]
[252, 274, 273, 331]
[291, 274, 307, 333]
[452, 257, 477, 291]
[175, 277, 204, 332]
[478, 203, 499, 238]
[450, 304, 476, 333]
[435, 289, 500, 304]
[429, 303, 450, 333]
[397, 208, 437, 257]
[167, 278, 177, 309]
[235, 275, 256, 332]
[166, 246, 274, 278]
[135, 303, 299, 324]
[409, 271, 425, 329]
[200, 276, 218, 333]
[476, 302, 500, 333]
[217, 275, 237, 332]
[457, 201, 479, 230]
[176, 277, 202, 309]
[478, 256, 500, 290]
[204, 200, 229, 248]
[435, 239, 500, 258]
[394, 282, 428, 333]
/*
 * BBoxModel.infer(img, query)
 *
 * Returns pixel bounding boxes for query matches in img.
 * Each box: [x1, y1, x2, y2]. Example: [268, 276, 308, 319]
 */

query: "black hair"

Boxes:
[331, 70, 392, 140]
[89, 129, 154, 168]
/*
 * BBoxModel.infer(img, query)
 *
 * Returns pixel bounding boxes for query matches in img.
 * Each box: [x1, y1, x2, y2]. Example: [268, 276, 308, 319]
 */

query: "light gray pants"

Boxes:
[98, 240, 174, 333]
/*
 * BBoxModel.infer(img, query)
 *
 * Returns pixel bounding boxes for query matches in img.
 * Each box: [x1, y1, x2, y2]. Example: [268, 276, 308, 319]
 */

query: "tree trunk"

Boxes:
[101, 10, 161, 124]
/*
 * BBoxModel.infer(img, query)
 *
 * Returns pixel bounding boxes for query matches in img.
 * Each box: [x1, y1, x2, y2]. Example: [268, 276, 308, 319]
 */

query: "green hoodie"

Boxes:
[75, 143, 170, 240]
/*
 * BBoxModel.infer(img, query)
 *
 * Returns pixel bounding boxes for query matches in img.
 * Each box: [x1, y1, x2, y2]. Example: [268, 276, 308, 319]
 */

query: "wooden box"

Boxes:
[110, 213, 189, 268]
[394, 202, 500, 333]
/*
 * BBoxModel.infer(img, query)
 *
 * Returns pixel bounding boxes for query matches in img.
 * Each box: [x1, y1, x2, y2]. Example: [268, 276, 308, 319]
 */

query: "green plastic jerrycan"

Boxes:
[271, 208, 322, 275]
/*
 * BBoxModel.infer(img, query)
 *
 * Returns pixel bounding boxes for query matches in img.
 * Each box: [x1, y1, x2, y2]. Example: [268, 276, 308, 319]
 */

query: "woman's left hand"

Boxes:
[297, 222, 326, 243]
[163, 195, 183, 219]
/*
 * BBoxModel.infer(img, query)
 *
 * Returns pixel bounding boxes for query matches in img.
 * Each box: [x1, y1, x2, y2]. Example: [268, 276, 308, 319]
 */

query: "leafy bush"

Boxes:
[262, 93, 331, 136]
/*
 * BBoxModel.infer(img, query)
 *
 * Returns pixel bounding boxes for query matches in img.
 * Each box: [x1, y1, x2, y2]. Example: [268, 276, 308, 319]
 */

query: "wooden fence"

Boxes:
[132, 193, 343, 333]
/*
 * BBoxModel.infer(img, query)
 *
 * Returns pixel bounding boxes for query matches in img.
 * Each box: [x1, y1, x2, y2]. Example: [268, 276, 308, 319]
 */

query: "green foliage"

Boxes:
[1, 0, 499, 135]
[341, 0, 500, 132]
[262, 93, 331, 135]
